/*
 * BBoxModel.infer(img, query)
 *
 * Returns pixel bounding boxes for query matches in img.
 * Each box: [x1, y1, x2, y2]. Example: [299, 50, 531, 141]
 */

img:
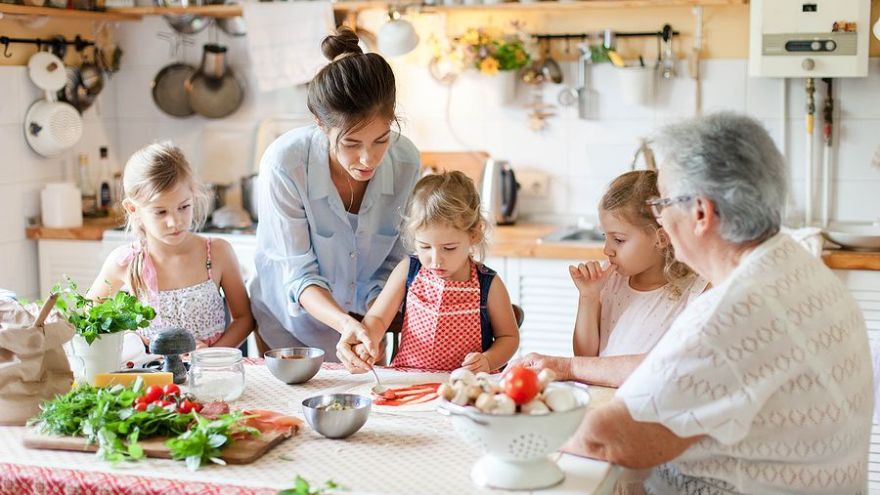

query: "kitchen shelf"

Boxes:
[0, 3, 142, 20]
[424, 0, 747, 11]
[103, 0, 745, 19]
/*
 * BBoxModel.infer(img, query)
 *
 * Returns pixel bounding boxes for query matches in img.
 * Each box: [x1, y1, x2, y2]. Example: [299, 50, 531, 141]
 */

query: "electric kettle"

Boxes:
[480, 158, 519, 225]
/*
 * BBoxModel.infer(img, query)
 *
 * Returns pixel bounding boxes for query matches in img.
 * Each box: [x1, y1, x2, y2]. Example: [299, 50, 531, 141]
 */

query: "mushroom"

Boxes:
[521, 398, 551, 415]
[450, 368, 476, 386]
[474, 392, 494, 413]
[544, 387, 578, 412]
[490, 394, 516, 415]
[149, 327, 196, 384]
[466, 384, 483, 401]
[451, 384, 471, 406]
[538, 368, 556, 391]
[438, 383, 455, 401]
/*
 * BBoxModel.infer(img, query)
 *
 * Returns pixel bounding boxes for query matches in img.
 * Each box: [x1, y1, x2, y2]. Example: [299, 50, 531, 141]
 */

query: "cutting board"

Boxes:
[23, 427, 293, 464]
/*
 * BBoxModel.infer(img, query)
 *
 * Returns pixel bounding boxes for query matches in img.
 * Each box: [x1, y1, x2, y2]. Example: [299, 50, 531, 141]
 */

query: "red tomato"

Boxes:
[143, 385, 164, 403]
[504, 366, 540, 405]
[134, 401, 148, 412]
[177, 400, 196, 414]
[192, 402, 203, 413]
[162, 383, 181, 398]
[154, 399, 173, 408]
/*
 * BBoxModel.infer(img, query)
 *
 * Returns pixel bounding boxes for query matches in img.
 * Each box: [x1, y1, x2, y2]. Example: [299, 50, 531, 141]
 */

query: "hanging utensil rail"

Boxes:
[0, 35, 94, 58]
[533, 25, 678, 42]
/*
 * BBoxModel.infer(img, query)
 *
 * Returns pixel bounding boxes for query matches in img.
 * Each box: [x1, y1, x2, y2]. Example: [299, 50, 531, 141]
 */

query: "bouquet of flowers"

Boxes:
[429, 25, 530, 79]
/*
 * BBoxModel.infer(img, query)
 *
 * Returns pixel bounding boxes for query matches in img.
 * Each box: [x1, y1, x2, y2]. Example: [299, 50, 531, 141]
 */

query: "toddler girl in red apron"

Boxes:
[355, 171, 520, 372]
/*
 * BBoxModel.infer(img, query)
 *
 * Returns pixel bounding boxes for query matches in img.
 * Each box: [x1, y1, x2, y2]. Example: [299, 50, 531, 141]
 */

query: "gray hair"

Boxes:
[654, 112, 787, 244]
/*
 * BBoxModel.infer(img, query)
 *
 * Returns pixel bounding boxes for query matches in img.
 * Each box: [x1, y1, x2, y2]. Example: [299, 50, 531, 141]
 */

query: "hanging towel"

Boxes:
[242, 1, 335, 92]
[781, 226, 825, 258]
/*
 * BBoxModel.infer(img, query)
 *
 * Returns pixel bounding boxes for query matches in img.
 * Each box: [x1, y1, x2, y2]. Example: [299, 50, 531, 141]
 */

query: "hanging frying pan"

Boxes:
[152, 62, 197, 117]
[186, 43, 244, 119]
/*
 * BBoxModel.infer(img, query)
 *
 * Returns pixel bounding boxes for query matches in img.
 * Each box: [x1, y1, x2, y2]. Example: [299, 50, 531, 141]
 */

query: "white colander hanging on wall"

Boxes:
[24, 51, 83, 158]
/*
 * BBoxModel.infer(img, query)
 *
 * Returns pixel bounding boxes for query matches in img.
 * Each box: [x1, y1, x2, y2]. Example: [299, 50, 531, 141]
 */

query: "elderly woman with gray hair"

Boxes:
[565, 112, 873, 494]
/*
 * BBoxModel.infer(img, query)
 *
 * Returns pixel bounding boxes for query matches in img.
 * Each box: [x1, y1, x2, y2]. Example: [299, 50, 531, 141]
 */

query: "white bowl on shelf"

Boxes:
[823, 222, 880, 251]
[438, 383, 590, 490]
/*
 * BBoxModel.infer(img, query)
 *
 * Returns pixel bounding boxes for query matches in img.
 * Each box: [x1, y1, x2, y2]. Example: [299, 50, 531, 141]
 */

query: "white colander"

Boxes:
[438, 383, 590, 490]
[24, 51, 83, 157]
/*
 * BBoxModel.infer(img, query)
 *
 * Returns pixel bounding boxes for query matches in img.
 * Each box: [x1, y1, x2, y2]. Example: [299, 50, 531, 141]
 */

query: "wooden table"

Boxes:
[0, 363, 620, 495]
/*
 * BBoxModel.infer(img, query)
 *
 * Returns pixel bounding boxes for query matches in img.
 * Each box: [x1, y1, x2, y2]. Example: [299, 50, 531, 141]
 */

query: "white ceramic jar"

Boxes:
[40, 182, 83, 228]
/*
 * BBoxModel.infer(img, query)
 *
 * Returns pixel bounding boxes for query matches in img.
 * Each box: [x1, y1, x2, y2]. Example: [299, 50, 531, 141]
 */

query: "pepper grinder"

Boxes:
[149, 328, 196, 384]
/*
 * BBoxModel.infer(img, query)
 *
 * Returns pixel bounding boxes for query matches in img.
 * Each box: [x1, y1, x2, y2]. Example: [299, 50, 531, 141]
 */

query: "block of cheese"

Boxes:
[93, 372, 173, 388]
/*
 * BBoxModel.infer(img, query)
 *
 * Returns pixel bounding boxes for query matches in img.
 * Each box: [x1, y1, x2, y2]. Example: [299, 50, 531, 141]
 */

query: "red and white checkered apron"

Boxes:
[391, 262, 482, 370]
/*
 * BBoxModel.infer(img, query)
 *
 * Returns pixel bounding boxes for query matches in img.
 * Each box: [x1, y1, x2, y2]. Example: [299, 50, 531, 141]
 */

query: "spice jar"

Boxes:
[188, 348, 245, 402]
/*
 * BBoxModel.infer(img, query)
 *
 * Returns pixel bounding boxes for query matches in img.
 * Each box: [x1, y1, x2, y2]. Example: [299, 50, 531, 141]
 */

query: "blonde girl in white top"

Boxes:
[87, 142, 254, 349]
[520, 170, 707, 388]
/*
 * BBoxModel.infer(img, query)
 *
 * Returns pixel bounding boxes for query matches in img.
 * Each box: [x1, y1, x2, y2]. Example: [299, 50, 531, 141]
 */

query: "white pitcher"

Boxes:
[68, 332, 125, 386]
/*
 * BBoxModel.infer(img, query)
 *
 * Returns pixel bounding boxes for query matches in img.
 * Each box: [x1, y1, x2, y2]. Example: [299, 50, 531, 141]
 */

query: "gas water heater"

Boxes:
[749, 0, 871, 78]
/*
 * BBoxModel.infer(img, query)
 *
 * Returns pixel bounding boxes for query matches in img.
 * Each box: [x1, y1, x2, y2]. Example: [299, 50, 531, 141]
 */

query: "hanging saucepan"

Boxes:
[152, 62, 197, 117]
[59, 66, 95, 113]
[186, 43, 244, 119]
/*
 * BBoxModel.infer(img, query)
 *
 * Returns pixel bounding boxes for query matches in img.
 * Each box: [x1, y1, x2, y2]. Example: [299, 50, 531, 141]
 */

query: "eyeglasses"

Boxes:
[645, 195, 694, 218]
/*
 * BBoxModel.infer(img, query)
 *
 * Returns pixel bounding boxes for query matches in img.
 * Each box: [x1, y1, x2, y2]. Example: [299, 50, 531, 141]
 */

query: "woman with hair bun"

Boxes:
[249, 28, 421, 369]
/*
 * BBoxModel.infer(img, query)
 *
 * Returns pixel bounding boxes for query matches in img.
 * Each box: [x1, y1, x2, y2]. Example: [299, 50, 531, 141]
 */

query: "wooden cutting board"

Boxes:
[23, 427, 293, 464]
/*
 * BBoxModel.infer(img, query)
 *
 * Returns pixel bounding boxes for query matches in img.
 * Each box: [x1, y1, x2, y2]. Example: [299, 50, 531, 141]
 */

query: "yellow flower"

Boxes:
[480, 57, 500, 76]
[461, 29, 480, 46]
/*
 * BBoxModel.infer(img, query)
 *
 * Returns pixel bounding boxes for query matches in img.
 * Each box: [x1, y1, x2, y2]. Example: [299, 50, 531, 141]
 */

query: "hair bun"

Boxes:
[322, 27, 363, 61]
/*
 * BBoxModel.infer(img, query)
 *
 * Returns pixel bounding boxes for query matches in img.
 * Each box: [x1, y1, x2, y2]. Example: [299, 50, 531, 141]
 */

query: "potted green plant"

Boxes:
[429, 25, 530, 105]
[54, 278, 156, 385]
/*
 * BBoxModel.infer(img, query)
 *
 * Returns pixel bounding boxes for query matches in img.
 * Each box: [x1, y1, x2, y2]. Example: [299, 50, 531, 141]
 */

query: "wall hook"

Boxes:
[1, 38, 11, 58]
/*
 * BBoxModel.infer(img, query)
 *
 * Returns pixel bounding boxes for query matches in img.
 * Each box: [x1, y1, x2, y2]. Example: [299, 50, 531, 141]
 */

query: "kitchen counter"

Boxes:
[25, 219, 880, 271]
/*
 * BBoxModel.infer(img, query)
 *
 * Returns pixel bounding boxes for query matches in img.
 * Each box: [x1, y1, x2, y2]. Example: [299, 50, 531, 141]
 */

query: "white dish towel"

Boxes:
[242, 1, 335, 92]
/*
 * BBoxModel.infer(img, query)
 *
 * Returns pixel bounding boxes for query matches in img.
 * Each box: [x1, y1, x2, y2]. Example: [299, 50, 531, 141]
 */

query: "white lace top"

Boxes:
[598, 271, 708, 356]
[618, 234, 873, 494]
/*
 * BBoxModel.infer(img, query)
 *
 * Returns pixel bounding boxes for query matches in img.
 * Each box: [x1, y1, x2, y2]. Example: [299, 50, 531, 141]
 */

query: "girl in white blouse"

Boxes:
[520, 170, 707, 389]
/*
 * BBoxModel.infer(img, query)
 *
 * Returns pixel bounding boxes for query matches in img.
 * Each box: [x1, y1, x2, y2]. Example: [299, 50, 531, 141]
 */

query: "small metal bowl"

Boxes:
[265, 347, 324, 384]
[301, 393, 371, 439]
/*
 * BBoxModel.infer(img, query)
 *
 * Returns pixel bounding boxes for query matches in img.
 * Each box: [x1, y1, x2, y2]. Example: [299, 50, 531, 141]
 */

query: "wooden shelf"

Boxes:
[103, 0, 744, 18]
[0, 3, 142, 20]
[424, 0, 746, 11]
[2, 0, 744, 22]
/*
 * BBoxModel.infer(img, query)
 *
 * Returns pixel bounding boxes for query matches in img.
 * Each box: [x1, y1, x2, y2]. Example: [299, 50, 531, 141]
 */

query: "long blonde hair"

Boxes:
[122, 142, 210, 299]
[600, 170, 693, 296]
[403, 171, 489, 262]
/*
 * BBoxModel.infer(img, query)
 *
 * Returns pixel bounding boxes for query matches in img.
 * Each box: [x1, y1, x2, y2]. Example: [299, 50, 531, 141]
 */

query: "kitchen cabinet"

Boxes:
[505, 257, 580, 358]
[37, 239, 123, 297]
[833, 269, 880, 493]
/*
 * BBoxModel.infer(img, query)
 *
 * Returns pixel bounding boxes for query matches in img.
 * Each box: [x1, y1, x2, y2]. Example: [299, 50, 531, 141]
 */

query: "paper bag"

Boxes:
[0, 298, 75, 426]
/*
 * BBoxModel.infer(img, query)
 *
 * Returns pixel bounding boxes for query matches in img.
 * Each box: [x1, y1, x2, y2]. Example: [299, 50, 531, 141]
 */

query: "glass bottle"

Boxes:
[188, 348, 245, 402]
[78, 153, 97, 216]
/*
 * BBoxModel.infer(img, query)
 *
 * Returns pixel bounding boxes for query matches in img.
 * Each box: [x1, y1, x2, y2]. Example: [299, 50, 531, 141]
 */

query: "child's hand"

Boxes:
[569, 261, 615, 300]
[461, 352, 490, 373]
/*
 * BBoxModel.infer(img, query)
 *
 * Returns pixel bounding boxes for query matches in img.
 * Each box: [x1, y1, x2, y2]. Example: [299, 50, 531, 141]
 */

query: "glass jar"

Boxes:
[188, 348, 245, 402]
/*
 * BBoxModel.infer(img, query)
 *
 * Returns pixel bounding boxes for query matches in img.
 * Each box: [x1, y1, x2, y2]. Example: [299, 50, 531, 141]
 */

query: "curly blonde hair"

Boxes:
[601, 170, 693, 297]
[403, 171, 489, 261]
[121, 142, 210, 300]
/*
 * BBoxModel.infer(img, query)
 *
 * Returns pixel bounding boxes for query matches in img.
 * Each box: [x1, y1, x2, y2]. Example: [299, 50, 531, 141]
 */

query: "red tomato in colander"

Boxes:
[504, 366, 540, 405]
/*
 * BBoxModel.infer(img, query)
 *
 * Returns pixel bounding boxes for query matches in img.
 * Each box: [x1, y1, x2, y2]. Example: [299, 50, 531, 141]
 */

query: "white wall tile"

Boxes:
[0, 240, 39, 300]
[0, 67, 24, 126]
[699, 59, 748, 114]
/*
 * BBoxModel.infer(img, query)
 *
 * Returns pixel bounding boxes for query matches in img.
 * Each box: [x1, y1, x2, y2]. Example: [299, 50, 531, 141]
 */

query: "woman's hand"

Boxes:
[569, 261, 615, 301]
[195, 339, 209, 350]
[515, 352, 573, 381]
[461, 352, 490, 373]
[336, 318, 379, 374]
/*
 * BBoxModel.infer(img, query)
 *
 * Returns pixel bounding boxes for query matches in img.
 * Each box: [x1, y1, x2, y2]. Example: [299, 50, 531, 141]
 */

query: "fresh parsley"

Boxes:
[278, 476, 342, 495]
[165, 411, 259, 471]
[53, 277, 156, 345]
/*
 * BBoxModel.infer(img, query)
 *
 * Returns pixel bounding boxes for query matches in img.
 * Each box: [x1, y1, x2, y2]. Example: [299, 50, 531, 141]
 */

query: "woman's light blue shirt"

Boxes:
[248, 125, 420, 356]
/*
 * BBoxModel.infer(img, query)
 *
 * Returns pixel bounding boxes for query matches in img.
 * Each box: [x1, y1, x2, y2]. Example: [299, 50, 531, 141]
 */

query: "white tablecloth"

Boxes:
[0, 364, 619, 494]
